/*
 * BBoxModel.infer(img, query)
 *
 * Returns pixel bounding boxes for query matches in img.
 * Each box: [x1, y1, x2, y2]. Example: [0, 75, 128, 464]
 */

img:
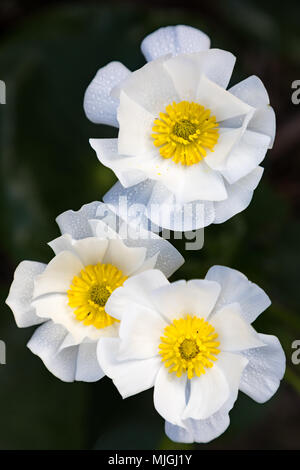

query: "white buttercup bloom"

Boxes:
[98, 266, 285, 443]
[85, 25, 275, 231]
[5, 201, 183, 382]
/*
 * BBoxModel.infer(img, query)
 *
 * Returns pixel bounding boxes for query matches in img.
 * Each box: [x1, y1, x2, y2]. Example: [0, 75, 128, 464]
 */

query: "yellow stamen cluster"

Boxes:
[159, 315, 220, 379]
[152, 101, 219, 166]
[67, 263, 127, 329]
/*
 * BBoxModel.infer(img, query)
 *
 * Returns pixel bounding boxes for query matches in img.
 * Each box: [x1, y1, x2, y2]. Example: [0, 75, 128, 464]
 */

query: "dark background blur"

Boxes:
[0, 0, 300, 450]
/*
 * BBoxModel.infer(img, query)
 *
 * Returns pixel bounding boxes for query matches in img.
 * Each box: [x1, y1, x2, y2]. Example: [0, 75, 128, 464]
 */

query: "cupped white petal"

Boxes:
[183, 361, 229, 420]
[75, 340, 105, 382]
[205, 265, 271, 324]
[166, 402, 231, 444]
[119, 224, 184, 278]
[164, 49, 236, 97]
[221, 130, 270, 184]
[228, 75, 275, 148]
[49, 235, 108, 266]
[27, 321, 78, 382]
[165, 420, 194, 443]
[240, 333, 286, 403]
[103, 180, 158, 232]
[6, 261, 47, 327]
[118, 57, 179, 115]
[105, 269, 169, 320]
[56, 201, 104, 240]
[98, 337, 161, 398]
[141, 25, 210, 62]
[210, 303, 265, 351]
[117, 91, 156, 157]
[117, 304, 167, 360]
[229, 75, 270, 108]
[183, 351, 247, 421]
[154, 365, 187, 427]
[248, 106, 276, 149]
[213, 166, 264, 224]
[32, 293, 116, 342]
[178, 161, 227, 203]
[197, 75, 254, 122]
[48, 233, 74, 255]
[70, 237, 108, 266]
[150, 279, 221, 323]
[33, 251, 84, 297]
[146, 181, 215, 231]
[90, 137, 147, 188]
[83, 61, 130, 127]
[103, 238, 146, 276]
[204, 127, 245, 171]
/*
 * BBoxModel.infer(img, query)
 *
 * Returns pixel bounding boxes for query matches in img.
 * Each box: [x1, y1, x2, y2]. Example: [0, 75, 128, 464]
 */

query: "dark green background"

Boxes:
[0, 0, 300, 450]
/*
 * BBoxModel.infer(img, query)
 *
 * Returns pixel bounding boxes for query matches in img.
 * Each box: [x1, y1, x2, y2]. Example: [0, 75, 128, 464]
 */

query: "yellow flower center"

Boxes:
[67, 263, 127, 329]
[159, 314, 220, 379]
[151, 101, 219, 166]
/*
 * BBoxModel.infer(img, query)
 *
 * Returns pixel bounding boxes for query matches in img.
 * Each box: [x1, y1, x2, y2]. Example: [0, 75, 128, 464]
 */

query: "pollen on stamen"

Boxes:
[67, 263, 127, 329]
[151, 101, 219, 166]
[159, 314, 220, 379]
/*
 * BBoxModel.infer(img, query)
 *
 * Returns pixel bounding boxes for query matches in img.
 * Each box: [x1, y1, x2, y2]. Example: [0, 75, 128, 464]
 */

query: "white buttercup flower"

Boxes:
[98, 266, 285, 443]
[5, 201, 183, 382]
[85, 25, 275, 232]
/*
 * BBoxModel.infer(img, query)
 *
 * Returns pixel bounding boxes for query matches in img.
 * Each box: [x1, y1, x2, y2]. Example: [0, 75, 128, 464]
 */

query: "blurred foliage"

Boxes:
[0, 0, 300, 450]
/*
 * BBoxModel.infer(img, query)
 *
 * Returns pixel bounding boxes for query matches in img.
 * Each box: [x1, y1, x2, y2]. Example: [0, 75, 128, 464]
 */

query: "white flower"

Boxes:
[5, 201, 183, 382]
[97, 265, 285, 443]
[84, 25, 275, 232]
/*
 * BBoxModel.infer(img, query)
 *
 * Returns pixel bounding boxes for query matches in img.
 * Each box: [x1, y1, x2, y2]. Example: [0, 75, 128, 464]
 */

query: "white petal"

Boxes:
[33, 251, 84, 297]
[83, 61, 130, 127]
[56, 201, 103, 240]
[183, 362, 229, 420]
[118, 57, 179, 115]
[221, 130, 270, 184]
[228, 76, 275, 148]
[206, 265, 271, 324]
[48, 235, 108, 266]
[48, 233, 74, 255]
[141, 25, 210, 62]
[248, 106, 276, 149]
[103, 180, 158, 232]
[239, 333, 286, 403]
[164, 49, 236, 97]
[196, 75, 254, 121]
[70, 237, 108, 266]
[117, 92, 156, 157]
[150, 279, 221, 323]
[27, 321, 77, 382]
[154, 365, 187, 427]
[103, 179, 215, 232]
[90, 137, 147, 188]
[183, 352, 247, 421]
[6, 261, 47, 328]
[213, 166, 264, 224]
[98, 337, 161, 398]
[119, 225, 184, 278]
[210, 303, 264, 351]
[229, 75, 270, 108]
[165, 421, 194, 443]
[204, 127, 245, 171]
[103, 238, 146, 276]
[75, 341, 105, 382]
[166, 401, 231, 444]
[32, 293, 110, 343]
[146, 181, 215, 231]
[178, 161, 227, 203]
[117, 304, 167, 360]
[105, 269, 169, 320]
